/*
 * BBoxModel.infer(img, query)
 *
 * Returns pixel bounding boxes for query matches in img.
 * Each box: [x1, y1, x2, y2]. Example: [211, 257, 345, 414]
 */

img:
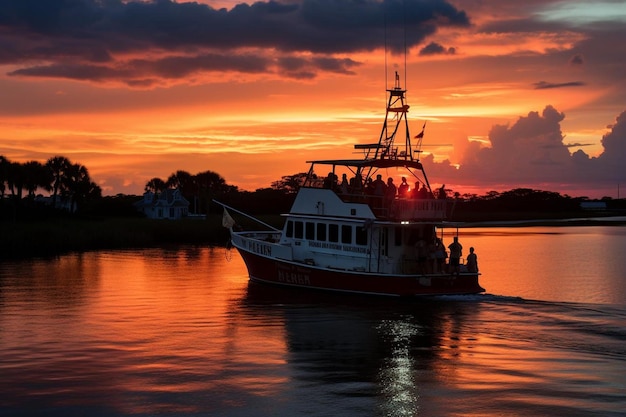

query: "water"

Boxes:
[1, 226, 625, 416]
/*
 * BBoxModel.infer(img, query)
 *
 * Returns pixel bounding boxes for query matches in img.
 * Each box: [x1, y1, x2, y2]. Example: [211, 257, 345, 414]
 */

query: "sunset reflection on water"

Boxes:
[1, 226, 625, 416]
[1, 248, 290, 415]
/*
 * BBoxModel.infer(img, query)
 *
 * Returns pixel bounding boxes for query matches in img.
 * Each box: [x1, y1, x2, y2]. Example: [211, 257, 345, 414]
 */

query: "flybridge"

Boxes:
[302, 71, 433, 201]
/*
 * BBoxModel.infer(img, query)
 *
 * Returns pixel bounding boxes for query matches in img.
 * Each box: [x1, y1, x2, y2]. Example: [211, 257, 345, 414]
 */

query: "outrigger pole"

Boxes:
[212, 200, 281, 232]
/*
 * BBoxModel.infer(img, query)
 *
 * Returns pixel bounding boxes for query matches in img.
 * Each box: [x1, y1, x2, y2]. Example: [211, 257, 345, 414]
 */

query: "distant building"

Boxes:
[134, 189, 190, 219]
[34, 194, 76, 212]
[580, 201, 607, 211]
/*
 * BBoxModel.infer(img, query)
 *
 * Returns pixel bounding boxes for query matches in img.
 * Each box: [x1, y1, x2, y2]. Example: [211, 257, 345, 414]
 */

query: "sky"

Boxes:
[1, 0, 625, 199]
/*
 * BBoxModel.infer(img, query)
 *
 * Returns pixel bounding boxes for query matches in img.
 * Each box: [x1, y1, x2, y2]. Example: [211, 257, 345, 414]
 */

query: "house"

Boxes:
[134, 189, 190, 219]
[580, 201, 607, 211]
[34, 194, 76, 212]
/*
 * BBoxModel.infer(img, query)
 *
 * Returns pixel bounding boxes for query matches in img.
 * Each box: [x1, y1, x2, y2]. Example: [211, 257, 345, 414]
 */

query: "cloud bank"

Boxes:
[0, 0, 470, 86]
[424, 106, 626, 197]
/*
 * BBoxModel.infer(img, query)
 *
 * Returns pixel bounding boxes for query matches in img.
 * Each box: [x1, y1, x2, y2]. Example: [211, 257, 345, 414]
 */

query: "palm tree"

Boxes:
[46, 156, 71, 209]
[195, 170, 229, 214]
[63, 163, 95, 212]
[166, 170, 193, 192]
[23, 160, 52, 199]
[0, 155, 9, 200]
[6, 161, 26, 201]
[145, 177, 166, 194]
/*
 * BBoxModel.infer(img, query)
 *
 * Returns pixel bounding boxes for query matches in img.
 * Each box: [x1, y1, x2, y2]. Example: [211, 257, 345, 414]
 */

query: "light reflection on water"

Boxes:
[1, 226, 625, 416]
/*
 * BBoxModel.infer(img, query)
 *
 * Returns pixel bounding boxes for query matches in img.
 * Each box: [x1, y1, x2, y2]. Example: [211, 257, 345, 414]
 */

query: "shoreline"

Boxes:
[456, 216, 626, 228]
[1, 214, 625, 261]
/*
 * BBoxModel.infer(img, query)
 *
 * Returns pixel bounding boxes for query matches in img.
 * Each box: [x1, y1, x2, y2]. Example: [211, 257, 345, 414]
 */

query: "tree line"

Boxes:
[2, 155, 623, 222]
[0, 155, 101, 215]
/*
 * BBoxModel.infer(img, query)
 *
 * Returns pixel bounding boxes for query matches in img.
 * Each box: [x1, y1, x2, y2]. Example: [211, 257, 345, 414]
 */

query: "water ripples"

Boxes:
[1, 244, 625, 416]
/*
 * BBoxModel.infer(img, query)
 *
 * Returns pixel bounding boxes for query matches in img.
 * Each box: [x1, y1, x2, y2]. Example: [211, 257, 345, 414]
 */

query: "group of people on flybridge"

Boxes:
[324, 172, 445, 202]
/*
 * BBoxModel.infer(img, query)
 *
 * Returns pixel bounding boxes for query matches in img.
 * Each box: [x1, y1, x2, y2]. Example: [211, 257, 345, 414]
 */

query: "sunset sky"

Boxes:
[1, 0, 625, 199]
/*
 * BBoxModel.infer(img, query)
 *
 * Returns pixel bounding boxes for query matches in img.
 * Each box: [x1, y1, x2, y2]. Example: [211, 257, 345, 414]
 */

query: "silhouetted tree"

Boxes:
[6, 161, 26, 201]
[194, 170, 231, 214]
[63, 163, 101, 212]
[0, 155, 8, 199]
[166, 170, 193, 192]
[46, 156, 72, 209]
[145, 177, 167, 194]
[271, 172, 308, 194]
[23, 160, 52, 199]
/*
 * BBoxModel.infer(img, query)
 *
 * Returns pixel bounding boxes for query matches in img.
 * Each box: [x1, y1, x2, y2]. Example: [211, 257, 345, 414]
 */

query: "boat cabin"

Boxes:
[279, 187, 450, 275]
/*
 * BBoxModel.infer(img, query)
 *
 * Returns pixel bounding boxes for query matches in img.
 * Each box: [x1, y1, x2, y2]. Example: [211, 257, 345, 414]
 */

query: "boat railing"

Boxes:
[301, 178, 447, 220]
[390, 198, 447, 221]
[336, 193, 446, 220]
[401, 254, 475, 275]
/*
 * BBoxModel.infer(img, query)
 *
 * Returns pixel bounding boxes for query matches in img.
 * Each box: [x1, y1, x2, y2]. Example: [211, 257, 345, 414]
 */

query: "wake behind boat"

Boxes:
[217, 72, 484, 297]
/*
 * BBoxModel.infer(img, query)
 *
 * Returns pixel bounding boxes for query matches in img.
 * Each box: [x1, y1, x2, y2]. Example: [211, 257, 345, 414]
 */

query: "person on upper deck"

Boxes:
[438, 184, 447, 199]
[373, 174, 386, 197]
[385, 178, 397, 205]
[412, 182, 421, 198]
[323, 172, 337, 189]
[340, 173, 349, 194]
[365, 178, 374, 195]
[398, 177, 409, 198]
[350, 173, 363, 193]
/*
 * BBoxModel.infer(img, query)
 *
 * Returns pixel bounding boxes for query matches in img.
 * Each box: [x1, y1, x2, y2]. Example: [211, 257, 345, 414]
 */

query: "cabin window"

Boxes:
[341, 225, 352, 244]
[329, 224, 339, 242]
[316, 223, 326, 241]
[356, 227, 368, 246]
[394, 227, 403, 246]
[306, 222, 315, 240]
[380, 228, 388, 256]
[286, 221, 293, 237]
[294, 221, 303, 239]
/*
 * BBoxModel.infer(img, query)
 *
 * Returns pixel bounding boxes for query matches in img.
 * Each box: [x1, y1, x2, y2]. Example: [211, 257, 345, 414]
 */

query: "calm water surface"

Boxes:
[1, 226, 625, 416]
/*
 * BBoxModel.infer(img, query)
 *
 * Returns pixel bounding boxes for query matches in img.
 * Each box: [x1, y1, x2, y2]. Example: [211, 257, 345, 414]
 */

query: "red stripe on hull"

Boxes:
[236, 248, 484, 297]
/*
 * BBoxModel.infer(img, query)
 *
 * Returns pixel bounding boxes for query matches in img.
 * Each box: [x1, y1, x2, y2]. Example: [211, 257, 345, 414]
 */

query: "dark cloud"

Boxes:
[569, 54, 584, 66]
[425, 106, 626, 194]
[9, 51, 355, 86]
[418, 42, 456, 56]
[0, 0, 470, 85]
[533, 81, 586, 89]
[599, 111, 626, 170]
[564, 142, 593, 148]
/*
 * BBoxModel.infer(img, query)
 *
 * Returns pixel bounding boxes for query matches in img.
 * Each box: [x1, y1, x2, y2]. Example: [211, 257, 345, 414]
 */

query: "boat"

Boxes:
[217, 72, 484, 297]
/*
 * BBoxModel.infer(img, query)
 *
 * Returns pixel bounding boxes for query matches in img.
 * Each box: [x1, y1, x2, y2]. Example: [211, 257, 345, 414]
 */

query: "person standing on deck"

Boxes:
[448, 236, 462, 274]
[466, 247, 478, 273]
[434, 239, 447, 273]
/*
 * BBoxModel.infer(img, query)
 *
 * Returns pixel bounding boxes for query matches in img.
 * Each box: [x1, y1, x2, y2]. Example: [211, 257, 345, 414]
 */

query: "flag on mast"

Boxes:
[414, 122, 426, 139]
